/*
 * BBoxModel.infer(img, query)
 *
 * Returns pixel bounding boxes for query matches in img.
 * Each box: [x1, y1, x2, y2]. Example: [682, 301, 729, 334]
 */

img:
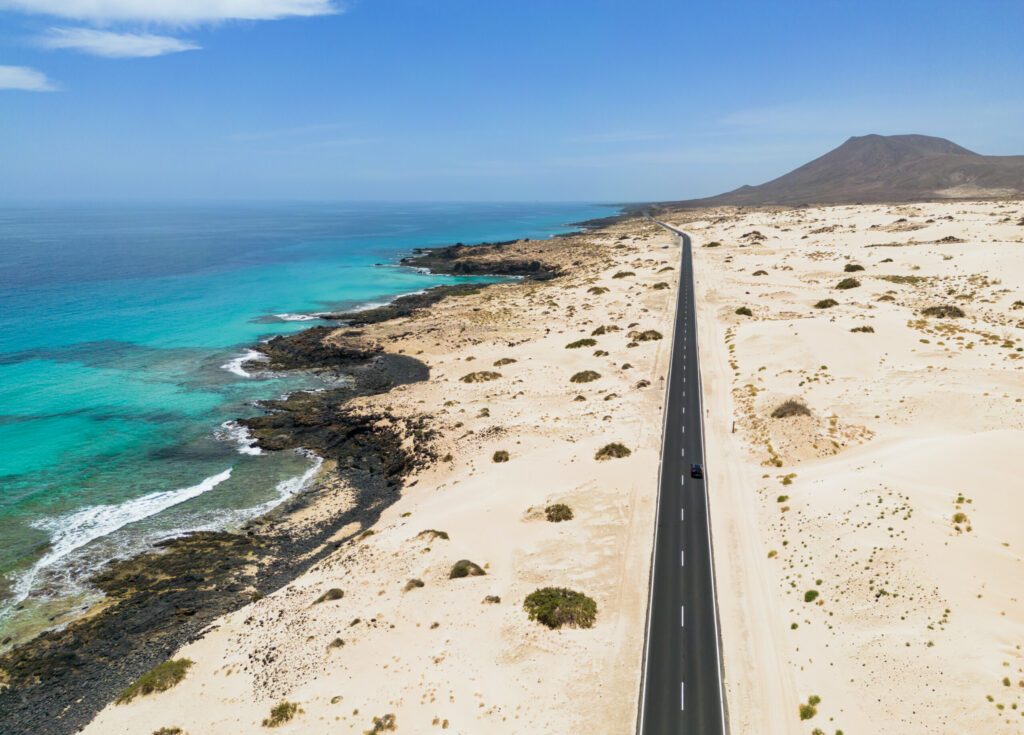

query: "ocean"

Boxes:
[0, 201, 614, 642]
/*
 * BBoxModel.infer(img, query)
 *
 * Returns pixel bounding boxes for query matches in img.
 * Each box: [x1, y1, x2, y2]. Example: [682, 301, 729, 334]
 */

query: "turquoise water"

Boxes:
[0, 201, 613, 636]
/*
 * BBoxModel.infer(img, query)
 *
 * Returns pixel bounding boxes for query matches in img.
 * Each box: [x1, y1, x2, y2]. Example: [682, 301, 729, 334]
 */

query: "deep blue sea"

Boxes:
[0, 201, 613, 641]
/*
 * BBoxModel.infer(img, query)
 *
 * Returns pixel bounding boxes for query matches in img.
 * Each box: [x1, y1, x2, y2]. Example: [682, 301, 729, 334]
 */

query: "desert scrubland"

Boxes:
[671, 200, 1024, 734]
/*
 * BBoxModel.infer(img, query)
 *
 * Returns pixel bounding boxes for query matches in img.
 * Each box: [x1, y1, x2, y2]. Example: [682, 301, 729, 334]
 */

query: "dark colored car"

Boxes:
[690, 463, 703, 479]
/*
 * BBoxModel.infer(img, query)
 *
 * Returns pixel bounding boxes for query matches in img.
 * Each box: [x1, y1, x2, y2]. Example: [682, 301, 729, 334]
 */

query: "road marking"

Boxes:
[681, 606, 685, 626]
[680, 447, 685, 457]
[681, 682, 685, 711]
[680, 508, 685, 521]
[680, 550, 685, 566]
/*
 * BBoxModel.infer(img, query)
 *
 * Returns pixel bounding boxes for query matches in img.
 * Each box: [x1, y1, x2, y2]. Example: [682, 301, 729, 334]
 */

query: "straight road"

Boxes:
[637, 223, 727, 735]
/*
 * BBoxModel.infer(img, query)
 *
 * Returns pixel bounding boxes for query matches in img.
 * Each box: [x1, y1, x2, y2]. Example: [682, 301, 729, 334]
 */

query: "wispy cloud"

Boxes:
[0, 64, 57, 91]
[0, 0, 339, 24]
[40, 27, 199, 57]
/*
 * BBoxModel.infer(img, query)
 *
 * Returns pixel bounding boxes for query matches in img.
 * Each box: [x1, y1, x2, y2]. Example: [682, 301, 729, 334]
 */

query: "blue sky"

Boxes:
[1, 0, 1022, 202]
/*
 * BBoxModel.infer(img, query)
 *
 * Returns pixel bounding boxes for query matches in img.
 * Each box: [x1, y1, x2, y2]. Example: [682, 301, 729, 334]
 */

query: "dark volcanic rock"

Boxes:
[401, 241, 559, 280]
[250, 326, 379, 372]
[0, 347, 432, 735]
[327, 283, 486, 326]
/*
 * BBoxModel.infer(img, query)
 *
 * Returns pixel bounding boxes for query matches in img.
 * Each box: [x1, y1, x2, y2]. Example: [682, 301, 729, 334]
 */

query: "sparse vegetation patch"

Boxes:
[570, 370, 601, 383]
[263, 701, 299, 728]
[814, 299, 838, 309]
[313, 588, 344, 604]
[461, 371, 501, 383]
[116, 659, 193, 704]
[921, 305, 965, 318]
[771, 399, 811, 419]
[523, 587, 597, 629]
[595, 442, 631, 460]
[566, 338, 597, 349]
[545, 503, 574, 522]
[449, 559, 486, 579]
[835, 277, 861, 290]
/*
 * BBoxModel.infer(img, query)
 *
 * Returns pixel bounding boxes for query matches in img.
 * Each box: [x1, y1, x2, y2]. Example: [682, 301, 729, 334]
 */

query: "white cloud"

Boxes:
[40, 27, 199, 57]
[0, 64, 57, 91]
[0, 0, 338, 24]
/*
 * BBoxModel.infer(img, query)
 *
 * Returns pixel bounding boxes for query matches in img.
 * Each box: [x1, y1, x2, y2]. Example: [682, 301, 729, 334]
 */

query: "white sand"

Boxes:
[673, 200, 1024, 734]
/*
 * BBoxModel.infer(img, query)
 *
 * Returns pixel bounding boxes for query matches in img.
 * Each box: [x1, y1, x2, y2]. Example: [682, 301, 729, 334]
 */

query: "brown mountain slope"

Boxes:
[667, 134, 1024, 207]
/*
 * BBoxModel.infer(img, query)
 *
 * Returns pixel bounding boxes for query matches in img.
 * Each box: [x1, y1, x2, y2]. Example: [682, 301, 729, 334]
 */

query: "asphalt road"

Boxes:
[637, 223, 727, 735]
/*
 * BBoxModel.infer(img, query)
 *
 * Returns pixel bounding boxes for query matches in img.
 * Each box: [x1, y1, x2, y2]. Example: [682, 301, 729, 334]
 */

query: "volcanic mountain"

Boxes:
[669, 134, 1024, 207]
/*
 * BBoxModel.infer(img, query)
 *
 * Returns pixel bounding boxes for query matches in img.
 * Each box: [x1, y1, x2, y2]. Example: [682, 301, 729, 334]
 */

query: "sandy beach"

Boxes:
[668, 200, 1024, 734]
[77, 218, 681, 734]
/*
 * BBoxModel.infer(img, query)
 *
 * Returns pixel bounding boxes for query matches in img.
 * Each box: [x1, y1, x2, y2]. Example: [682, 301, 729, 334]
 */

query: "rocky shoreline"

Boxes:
[0, 234, 572, 735]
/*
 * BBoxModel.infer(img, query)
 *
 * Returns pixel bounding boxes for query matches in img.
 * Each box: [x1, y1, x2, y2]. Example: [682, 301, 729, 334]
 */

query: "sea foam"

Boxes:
[220, 349, 266, 378]
[217, 420, 262, 455]
[1, 468, 233, 618]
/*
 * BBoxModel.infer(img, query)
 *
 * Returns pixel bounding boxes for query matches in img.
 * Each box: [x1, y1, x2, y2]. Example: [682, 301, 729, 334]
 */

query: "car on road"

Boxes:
[690, 463, 703, 479]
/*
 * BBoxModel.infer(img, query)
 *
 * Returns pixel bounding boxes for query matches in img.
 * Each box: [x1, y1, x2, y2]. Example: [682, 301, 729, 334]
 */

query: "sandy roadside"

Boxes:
[669, 200, 1024, 734]
[80, 218, 680, 734]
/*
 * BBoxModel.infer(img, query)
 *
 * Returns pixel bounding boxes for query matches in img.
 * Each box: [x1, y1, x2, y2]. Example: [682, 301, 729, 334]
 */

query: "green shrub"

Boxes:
[850, 326, 875, 333]
[612, 271, 635, 279]
[545, 503, 574, 522]
[523, 587, 597, 629]
[632, 330, 663, 341]
[804, 590, 819, 603]
[449, 559, 486, 579]
[844, 263, 865, 272]
[461, 371, 501, 383]
[482, 595, 501, 604]
[116, 659, 193, 704]
[752, 270, 768, 276]
[814, 299, 838, 309]
[835, 277, 861, 289]
[591, 325, 607, 336]
[404, 579, 425, 592]
[799, 703, 817, 720]
[566, 338, 597, 349]
[263, 702, 299, 728]
[771, 399, 810, 418]
[652, 282, 671, 290]
[153, 729, 183, 735]
[735, 306, 752, 316]
[921, 305, 965, 318]
[492, 450, 510, 463]
[595, 442, 631, 460]
[704, 241, 722, 248]
[493, 357, 516, 366]
[587, 286, 609, 295]
[570, 370, 601, 383]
